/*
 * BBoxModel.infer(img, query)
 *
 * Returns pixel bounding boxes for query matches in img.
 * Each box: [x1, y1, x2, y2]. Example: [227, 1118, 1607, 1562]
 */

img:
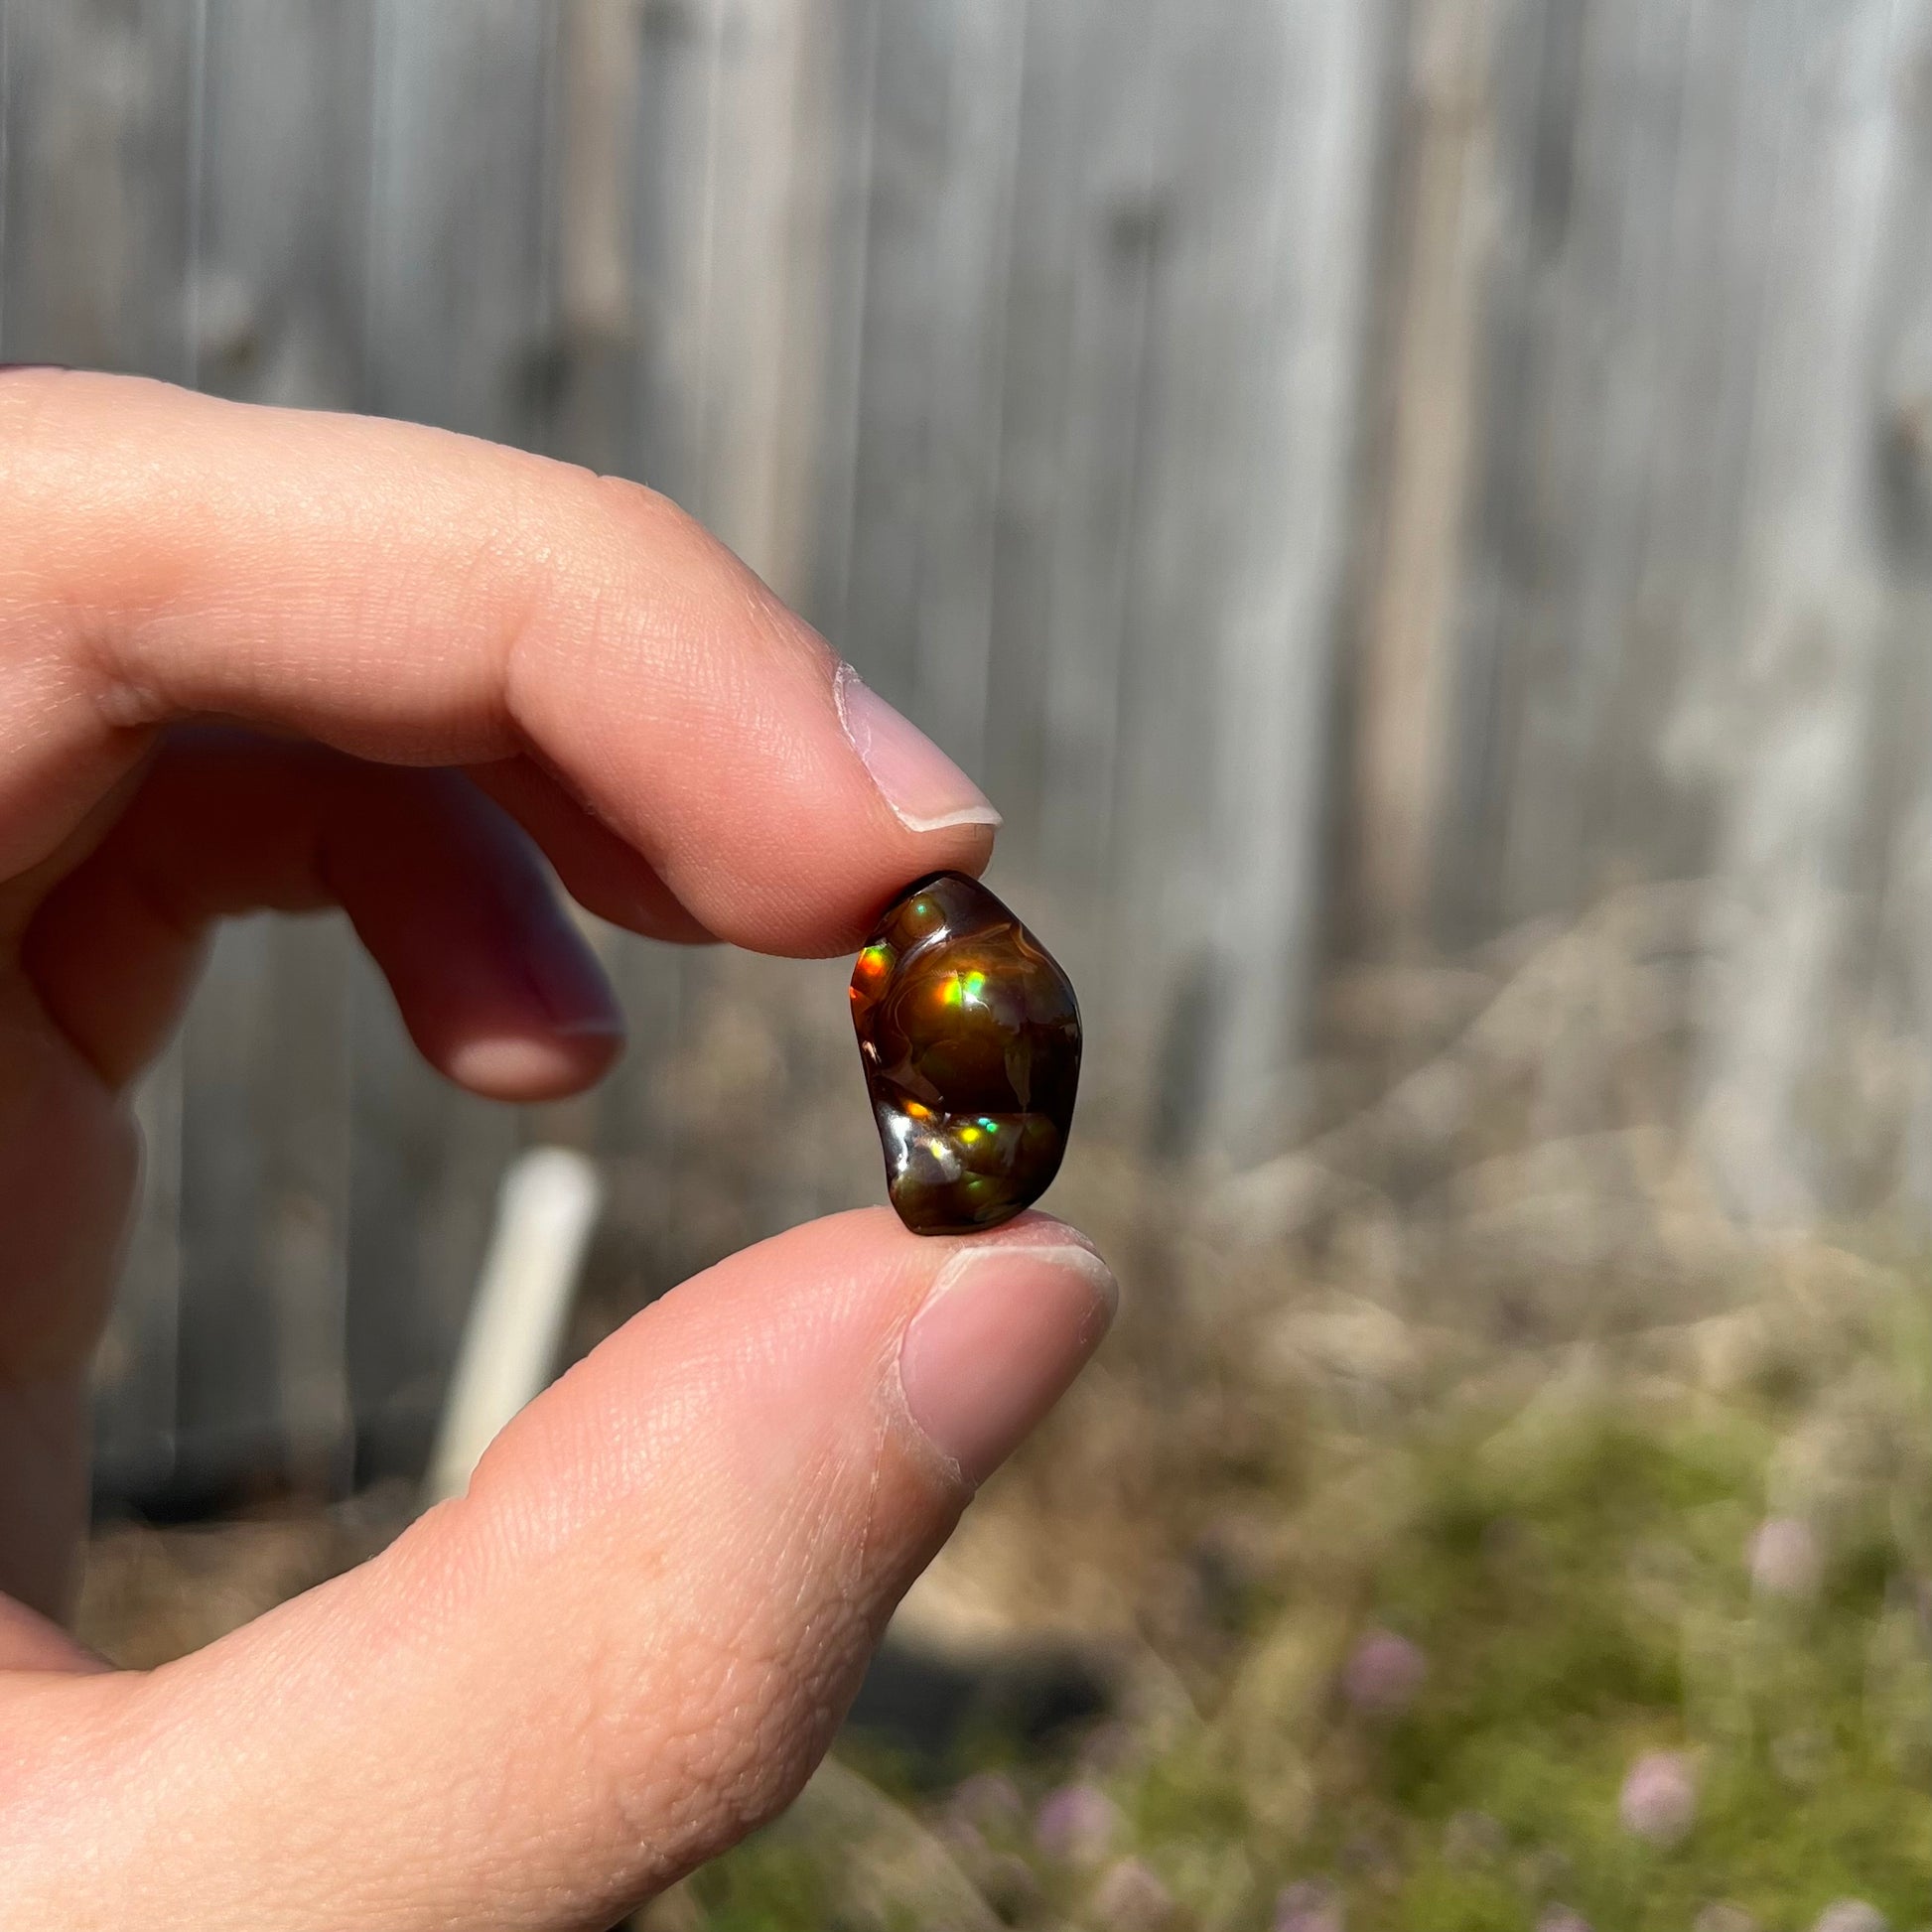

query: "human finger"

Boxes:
[24, 730, 624, 1098]
[0, 1209, 1116, 1931]
[0, 370, 998, 956]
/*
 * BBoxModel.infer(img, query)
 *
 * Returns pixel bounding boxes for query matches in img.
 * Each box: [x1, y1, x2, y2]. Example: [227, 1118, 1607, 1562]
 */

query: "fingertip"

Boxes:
[8, 381, 1011, 962]
[440, 1022, 626, 1102]
[390, 887, 630, 1100]
[894, 1221, 1117, 1489]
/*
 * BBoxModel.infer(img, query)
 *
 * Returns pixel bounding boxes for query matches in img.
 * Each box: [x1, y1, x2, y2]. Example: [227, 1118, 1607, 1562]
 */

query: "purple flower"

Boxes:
[1091, 1857, 1175, 1930]
[1618, 1750, 1697, 1846]
[1340, 1629, 1428, 1720]
[1274, 1878, 1343, 1932]
[1749, 1517, 1822, 1600]
[1034, 1782, 1122, 1866]
[1811, 1905, 1887, 1932]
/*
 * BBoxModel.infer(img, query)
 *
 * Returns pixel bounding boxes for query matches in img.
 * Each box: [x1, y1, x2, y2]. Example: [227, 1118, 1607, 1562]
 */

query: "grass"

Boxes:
[676, 1249, 1932, 1932]
[78, 892, 1932, 1932]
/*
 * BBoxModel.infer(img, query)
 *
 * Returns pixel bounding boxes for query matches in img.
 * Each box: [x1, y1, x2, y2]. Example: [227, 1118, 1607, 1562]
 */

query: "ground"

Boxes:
[76, 888, 1932, 1931]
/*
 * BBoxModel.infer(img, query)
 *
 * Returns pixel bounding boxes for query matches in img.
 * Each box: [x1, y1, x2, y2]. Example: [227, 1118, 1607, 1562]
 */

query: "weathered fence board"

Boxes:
[1693, 0, 1932, 1223]
[1186, 0, 1393, 1144]
[196, 0, 375, 408]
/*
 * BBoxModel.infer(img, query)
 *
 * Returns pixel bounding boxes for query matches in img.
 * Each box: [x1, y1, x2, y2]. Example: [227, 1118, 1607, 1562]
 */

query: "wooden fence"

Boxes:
[3, 0, 1931, 1505]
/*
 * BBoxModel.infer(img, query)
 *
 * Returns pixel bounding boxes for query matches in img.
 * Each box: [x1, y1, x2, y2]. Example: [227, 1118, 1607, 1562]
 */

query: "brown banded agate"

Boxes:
[850, 872, 1081, 1235]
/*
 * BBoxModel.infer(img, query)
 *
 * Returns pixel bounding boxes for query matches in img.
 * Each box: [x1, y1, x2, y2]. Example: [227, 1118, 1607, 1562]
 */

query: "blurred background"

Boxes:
[9, 1, 1932, 1926]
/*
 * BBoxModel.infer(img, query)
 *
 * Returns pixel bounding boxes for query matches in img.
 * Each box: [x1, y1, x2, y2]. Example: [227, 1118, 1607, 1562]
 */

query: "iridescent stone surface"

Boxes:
[850, 872, 1081, 1235]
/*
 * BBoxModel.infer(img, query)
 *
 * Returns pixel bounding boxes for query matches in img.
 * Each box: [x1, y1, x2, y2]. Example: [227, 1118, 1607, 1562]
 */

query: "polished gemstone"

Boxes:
[851, 871, 1081, 1235]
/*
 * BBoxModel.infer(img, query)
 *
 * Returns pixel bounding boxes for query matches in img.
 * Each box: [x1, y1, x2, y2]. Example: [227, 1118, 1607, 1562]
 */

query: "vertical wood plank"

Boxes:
[1868, 0, 1932, 1207]
[92, 1061, 183, 1502]
[194, 0, 376, 407]
[1429, 0, 1569, 942]
[628, 0, 834, 564]
[147, 0, 378, 1503]
[905, 0, 1028, 786]
[1192, 0, 1394, 1147]
[1350, 0, 1503, 953]
[623, 0, 862, 1250]
[1034, 0, 1168, 901]
[757, 0, 858, 617]
[364, 0, 561, 435]
[346, 959, 523, 1480]
[1, 0, 201, 1501]
[632, 0, 727, 502]
[0, 1, 13, 354]
[172, 914, 350, 1501]
[1440, 0, 1771, 940]
[835, 0, 960, 719]
[800, 0, 883, 646]
[259, 917, 354, 1495]
[1587, 0, 1764, 882]
[0, 0, 199, 375]
[1695, 0, 1921, 1222]
[1493, 0, 1698, 926]
[622, 0, 740, 1273]
[173, 919, 276, 1494]
[684, 0, 816, 579]
[348, 0, 563, 1475]
[546, 0, 641, 475]
[978, 0, 1089, 873]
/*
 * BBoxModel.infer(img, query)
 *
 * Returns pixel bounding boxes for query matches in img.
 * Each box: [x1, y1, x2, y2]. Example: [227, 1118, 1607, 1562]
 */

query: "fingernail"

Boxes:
[898, 1237, 1117, 1486]
[523, 927, 625, 1038]
[835, 664, 1002, 835]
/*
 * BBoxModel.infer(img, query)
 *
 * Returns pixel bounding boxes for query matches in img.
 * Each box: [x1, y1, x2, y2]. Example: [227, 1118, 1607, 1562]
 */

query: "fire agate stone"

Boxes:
[850, 872, 1081, 1235]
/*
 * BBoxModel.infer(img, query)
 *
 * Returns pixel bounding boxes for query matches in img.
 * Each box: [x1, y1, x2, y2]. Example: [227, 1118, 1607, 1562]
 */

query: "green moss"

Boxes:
[687, 1837, 835, 1932]
[1131, 1742, 1254, 1846]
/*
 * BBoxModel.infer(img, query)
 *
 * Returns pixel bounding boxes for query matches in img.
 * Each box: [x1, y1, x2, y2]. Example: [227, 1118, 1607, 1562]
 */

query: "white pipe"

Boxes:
[424, 1147, 605, 1505]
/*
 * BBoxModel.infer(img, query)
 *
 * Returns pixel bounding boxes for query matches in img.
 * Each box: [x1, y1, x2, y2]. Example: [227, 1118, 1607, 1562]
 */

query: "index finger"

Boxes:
[0, 371, 998, 953]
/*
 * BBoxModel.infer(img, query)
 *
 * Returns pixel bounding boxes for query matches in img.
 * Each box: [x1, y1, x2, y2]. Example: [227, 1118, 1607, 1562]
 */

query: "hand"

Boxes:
[0, 370, 1116, 1929]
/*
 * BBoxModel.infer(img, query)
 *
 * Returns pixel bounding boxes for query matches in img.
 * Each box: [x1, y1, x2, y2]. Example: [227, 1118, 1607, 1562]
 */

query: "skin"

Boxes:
[0, 370, 1106, 1929]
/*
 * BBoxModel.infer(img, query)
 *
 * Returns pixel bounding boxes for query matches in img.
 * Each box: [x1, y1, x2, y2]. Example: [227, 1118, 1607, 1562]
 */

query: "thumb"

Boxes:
[5, 1208, 1115, 1932]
